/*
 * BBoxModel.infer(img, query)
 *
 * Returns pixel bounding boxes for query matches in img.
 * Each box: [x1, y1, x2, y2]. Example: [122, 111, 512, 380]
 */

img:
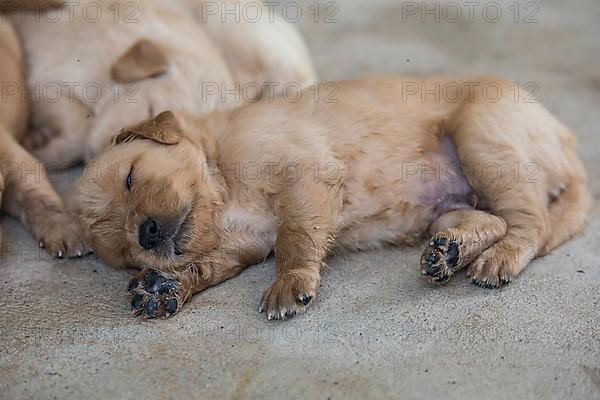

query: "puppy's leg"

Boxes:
[443, 93, 586, 287]
[1, 134, 89, 258]
[421, 209, 507, 284]
[449, 151, 551, 288]
[459, 161, 549, 287]
[260, 180, 341, 320]
[128, 244, 269, 318]
[540, 163, 591, 256]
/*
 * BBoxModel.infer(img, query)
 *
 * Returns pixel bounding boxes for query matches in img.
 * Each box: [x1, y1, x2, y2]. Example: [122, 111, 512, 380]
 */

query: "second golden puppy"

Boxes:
[72, 77, 590, 320]
[1, 15, 87, 257]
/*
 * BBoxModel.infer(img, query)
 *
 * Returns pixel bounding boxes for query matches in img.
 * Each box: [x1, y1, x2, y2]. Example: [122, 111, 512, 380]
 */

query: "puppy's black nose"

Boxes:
[139, 218, 163, 250]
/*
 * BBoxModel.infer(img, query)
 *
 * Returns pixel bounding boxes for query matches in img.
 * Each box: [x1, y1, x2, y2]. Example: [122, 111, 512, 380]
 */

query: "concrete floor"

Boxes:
[1, 0, 599, 399]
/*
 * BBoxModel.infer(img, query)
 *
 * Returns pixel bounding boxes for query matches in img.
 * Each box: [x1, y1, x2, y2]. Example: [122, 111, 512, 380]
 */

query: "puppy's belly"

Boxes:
[335, 137, 474, 251]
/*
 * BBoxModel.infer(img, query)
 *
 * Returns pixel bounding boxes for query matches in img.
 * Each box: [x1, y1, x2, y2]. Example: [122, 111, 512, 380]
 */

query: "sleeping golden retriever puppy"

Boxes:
[0, 13, 88, 257]
[10, 0, 316, 167]
[72, 76, 591, 320]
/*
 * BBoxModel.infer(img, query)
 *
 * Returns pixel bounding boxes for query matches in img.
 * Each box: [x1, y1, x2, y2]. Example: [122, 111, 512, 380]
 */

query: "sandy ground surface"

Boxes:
[1, 0, 599, 399]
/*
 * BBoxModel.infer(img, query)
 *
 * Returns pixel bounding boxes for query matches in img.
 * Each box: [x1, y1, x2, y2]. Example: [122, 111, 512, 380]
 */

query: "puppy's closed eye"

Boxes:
[126, 166, 133, 192]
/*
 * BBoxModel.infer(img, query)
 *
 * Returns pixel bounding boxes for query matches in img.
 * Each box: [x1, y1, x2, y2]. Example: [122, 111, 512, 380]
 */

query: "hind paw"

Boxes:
[467, 242, 521, 288]
[421, 231, 462, 284]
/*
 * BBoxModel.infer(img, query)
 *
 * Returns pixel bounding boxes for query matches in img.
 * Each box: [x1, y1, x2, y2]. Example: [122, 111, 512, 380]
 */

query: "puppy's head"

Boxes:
[71, 111, 223, 270]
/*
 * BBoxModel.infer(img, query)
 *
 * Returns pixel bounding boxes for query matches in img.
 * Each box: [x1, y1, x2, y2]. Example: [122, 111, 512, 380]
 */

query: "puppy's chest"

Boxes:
[222, 206, 278, 256]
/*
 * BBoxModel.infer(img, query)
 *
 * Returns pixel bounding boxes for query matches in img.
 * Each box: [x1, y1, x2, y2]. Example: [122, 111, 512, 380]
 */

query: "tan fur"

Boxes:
[10, 0, 317, 166]
[0, 7, 89, 258]
[71, 76, 591, 319]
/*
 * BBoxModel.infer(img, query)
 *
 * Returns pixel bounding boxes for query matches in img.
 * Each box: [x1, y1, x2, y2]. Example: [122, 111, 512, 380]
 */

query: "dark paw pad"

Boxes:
[164, 298, 178, 314]
[128, 269, 182, 319]
[144, 271, 179, 294]
[131, 293, 145, 310]
[421, 234, 462, 284]
[446, 242, 460, 267]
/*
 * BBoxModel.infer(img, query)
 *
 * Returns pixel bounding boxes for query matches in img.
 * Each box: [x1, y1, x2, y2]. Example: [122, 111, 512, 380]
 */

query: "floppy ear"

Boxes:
[114, 111, 184, 145]
[111, 39, 169, 83]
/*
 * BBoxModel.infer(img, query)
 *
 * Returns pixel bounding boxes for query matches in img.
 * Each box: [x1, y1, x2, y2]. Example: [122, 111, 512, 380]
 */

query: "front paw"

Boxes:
[37, 213, 91, 259]
[259, 273, 319, 321]
[128, 269, 183, 319]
